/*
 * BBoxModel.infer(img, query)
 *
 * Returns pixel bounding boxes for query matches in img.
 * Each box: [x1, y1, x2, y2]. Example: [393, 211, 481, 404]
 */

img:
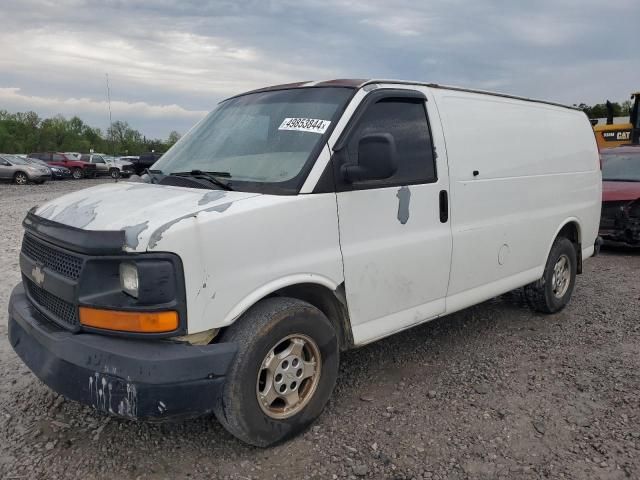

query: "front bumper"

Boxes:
[599, 221, 640, 246]
[28, 174, 50, 182]
[51, 170, 72, 179]
[8, 284, 236, 421]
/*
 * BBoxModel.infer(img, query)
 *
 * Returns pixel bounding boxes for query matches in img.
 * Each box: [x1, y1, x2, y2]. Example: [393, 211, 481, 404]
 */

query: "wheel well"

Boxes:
[270, 283, 354, 351]
[556, 221, 582, 273]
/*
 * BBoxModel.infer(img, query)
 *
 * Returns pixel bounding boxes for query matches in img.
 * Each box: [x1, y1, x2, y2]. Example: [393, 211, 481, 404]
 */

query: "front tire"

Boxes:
[213, 297, 339, 447]
[71, 168, 83, 180]
[110, 168, 121, 179]
[13, 172, 28, 185]
[525, 237, 577, 313]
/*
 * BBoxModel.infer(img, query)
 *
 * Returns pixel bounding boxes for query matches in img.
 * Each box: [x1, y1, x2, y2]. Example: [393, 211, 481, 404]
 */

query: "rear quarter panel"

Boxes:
[431, 88, 601, 307]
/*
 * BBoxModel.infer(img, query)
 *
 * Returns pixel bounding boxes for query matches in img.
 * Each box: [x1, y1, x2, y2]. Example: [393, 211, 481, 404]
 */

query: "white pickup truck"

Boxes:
[8, 79, 601, 446]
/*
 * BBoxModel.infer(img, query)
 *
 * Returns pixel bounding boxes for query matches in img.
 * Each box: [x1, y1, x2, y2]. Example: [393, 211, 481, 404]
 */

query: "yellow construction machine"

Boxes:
[593, 93, 639, 149]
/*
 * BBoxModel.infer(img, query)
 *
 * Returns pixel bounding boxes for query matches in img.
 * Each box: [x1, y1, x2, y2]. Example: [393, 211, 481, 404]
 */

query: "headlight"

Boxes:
[119, 262, 139, 298]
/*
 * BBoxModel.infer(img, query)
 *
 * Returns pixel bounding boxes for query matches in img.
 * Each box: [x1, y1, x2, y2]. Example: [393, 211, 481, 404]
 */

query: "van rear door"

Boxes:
[333, 88, 452, 344]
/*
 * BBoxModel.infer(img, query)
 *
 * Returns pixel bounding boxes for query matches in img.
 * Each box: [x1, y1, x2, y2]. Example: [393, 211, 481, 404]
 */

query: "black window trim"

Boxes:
[325, 88, 438, 193]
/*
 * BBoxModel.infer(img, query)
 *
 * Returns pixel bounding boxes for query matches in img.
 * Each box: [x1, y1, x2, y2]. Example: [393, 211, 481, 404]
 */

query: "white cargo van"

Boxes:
[8, 79, 601, 446]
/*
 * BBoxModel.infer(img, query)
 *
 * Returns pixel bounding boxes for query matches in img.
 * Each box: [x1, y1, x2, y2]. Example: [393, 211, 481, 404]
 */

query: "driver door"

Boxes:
[333, 89, 452, 344]
[0, 158, 12, 179]
[92, 155, 108, 173]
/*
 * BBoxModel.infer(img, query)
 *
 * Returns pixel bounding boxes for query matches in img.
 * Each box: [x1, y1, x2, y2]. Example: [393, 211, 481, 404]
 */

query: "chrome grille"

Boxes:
[21, 234, 83, 280]
[24, 277, 79, 329]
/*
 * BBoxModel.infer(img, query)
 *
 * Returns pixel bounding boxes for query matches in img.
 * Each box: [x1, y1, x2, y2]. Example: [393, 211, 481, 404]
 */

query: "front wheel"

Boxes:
[213, 297, 339, 447]
[525, 237, 577, 313]
[13, 172, 28, 185]
[109, 168, 121, 179]
[71, 168, 83, 180]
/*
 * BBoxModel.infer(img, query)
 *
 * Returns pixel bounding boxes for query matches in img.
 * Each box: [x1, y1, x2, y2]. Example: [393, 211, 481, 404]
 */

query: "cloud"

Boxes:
[0, 87, 208, 139]
[0, 0, 638, 138]
[0, 87, 207, 120]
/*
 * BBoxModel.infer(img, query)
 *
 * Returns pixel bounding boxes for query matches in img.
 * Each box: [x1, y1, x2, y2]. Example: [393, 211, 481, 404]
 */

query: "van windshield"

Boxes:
[153, 87, 353, 194]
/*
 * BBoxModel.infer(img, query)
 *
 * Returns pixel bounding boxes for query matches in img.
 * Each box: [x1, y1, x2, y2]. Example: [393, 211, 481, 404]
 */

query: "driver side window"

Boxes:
[346, 98, 437, 188]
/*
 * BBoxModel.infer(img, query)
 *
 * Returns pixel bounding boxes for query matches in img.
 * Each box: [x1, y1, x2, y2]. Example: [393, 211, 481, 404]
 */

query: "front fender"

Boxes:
[217, 273, 341, 327]
[155, 193, 344, 334]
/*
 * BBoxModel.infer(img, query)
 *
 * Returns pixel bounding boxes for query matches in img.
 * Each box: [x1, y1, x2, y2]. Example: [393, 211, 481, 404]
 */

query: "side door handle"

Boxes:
[439, 190, 448, 223]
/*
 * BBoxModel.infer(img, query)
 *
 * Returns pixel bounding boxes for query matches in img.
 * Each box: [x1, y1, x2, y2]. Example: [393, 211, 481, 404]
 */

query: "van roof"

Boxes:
[227, 78, 580, 111]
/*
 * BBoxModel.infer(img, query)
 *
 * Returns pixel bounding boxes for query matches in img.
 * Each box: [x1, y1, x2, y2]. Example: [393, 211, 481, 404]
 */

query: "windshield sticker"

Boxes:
[278, 117, 331, 134]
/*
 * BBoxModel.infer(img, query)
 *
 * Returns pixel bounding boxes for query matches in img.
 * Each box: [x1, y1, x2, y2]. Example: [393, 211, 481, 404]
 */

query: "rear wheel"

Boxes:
[109, 168, 121, 179]
[13, 172, 28, 185]
[525, 237, 577, 313]
[71, 168, 83, 180]
[213, 297, 339, 447]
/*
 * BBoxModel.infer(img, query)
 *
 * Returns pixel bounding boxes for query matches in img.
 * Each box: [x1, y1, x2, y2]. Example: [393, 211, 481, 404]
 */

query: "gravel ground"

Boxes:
[0, 180, 639, 480]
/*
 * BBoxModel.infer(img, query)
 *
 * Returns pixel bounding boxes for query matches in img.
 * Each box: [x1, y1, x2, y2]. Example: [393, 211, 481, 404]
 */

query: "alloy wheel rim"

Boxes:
[16, 174, 27, 185]
[551, 254, 571, 298]
[256, 334, 321, 419]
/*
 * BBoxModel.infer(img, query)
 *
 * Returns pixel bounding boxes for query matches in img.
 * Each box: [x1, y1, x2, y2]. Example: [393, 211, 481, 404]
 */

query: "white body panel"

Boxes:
[31, 81, 602, 343]
[34, 183, 343, 334]
[336, 85, 453, 345]
[430, 88, 601, 314]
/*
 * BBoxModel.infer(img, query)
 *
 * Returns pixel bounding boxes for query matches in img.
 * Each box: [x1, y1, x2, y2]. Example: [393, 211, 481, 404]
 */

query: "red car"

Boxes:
[28, 152, 97, 180]
[599, 146, 640, 246]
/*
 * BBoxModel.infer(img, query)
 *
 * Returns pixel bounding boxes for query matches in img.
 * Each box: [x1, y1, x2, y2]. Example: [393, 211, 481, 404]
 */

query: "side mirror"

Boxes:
[341, 133, 397, 183]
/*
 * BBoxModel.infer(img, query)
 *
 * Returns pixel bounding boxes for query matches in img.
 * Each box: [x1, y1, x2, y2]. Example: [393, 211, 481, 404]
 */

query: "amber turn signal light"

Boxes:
[79, 307, 178, 333]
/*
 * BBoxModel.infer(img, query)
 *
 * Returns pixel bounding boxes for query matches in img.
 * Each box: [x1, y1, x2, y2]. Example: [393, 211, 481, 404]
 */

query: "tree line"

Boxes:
[0, 98, 634, 156]
[0, 110, 181, 155]
[575, 99, 633, 119]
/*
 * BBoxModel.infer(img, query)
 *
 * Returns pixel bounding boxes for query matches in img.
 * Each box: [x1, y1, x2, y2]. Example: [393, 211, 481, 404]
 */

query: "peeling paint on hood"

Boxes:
[33, 182, 261, 252]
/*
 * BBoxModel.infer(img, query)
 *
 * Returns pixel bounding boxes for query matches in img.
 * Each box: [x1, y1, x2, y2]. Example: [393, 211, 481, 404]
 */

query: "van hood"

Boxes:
[32, 182, 260, 252]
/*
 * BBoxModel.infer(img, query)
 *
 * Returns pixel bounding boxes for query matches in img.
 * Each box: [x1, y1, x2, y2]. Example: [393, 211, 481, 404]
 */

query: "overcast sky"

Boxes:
[1, 0, 638, 139]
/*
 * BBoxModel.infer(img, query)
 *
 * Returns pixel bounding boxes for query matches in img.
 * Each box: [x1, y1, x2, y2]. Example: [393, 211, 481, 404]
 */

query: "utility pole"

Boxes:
[105, 73, 113, 155]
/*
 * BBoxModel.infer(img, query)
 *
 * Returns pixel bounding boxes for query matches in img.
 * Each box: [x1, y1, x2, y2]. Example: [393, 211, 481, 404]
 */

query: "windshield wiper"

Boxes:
[142, 168, 163, 184]
[603, 178, 640, 182]
[170, 170, 234, 191]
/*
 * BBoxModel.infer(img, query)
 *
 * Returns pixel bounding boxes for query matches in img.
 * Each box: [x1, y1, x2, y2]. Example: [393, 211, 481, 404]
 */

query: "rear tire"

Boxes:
[213, 297, 339, 447]
[525, 237, 577, 313]
[71, 168, 83, 180]
[13, 172, 28, 185]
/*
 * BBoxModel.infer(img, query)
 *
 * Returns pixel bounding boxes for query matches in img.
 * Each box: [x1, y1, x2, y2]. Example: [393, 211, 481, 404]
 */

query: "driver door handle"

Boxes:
[439, 190, 448, 223]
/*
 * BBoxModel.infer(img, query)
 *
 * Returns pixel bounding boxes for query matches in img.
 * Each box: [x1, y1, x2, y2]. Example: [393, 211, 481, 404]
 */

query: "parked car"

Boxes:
[80, 153, 134, 179]
[105, 155, 136, 177]
[0, 154, 50, 184]
[599, 145, 640, 246]
[8, 79, 601, 447]
[28, 152, 97, 179]
[127, 152, 163, 175]
[25, 157, 72, 179]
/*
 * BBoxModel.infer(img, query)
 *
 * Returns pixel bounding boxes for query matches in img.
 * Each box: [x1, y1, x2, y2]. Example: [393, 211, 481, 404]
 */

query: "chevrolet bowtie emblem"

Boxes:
[32, 265, 45, 287]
